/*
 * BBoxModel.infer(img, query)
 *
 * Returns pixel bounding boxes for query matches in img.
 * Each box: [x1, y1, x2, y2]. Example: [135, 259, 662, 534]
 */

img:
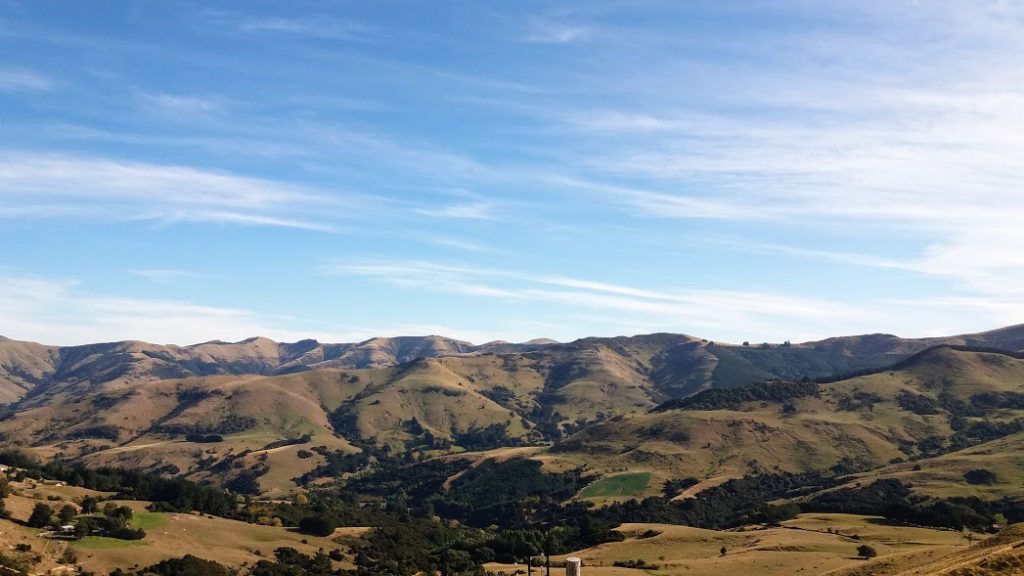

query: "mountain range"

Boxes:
[2, 324, 1024, 497]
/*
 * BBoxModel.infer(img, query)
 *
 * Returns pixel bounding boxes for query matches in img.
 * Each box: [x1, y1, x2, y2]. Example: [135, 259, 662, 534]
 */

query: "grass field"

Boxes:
[131, 511, 168, 530]
[486, 514, 990, 576]
[580, 472, 652, 498]
[63, 500, 353, 574]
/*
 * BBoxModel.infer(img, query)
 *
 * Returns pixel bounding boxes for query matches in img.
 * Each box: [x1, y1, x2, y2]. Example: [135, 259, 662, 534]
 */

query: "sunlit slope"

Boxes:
[549, 347, 1024, 490]
[0, 334, 552, 403]
[4, 325, 1024, 405]
[4, 340, 1024, 497]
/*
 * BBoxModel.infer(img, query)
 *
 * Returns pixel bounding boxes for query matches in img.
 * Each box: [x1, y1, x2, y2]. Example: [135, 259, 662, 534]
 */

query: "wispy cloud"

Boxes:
[321, 259, 872, 341]
[524, 21, 591, 44]
[239, 16, 370, 40]
[0, 153, 345, 231]
[549, 175, 774, 220]
[532, 4, 1024, 306]
[321, 256, 1024, 341]
[0, 67, 52, 92]
[201, 10, 371, 41]
[138, 92, 223, 115]
[132, 269, 204, 284]
[0, 273, 353, 345]
[0, 271, 538, 346]
[415, 201, 493, 220]
[420, 235, 497, 253]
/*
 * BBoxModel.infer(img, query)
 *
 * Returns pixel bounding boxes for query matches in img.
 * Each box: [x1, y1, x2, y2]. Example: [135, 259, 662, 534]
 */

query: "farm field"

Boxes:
[69, 500, 358, 574]
[486, 514, 990, 576]
[0, 494, 363, 575]
[579, 472, 653, 500]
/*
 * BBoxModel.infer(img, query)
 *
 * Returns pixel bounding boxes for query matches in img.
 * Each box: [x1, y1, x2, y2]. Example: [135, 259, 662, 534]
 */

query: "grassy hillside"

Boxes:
[548, 347, 1024, 496]
[3, 334, 1024, 499]
[0, 489, 353, 575]
[0, 334, 553, 404]
[484, 515, 996, 576]
[4, 324, 1024, 406]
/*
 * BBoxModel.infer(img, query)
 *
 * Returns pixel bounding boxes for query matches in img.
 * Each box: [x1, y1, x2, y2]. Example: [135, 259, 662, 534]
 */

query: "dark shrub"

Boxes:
[298, 516, 335, 537]
[963, 469, 998, 485]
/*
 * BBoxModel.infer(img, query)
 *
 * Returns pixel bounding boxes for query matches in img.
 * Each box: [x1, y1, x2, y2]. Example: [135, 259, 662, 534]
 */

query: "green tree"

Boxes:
[58, 504, 77, 523]
[298, 515, 335, 537]
[139, 555, 231, 576]
[103, 504, 133, 529]
[542, 528, 565, 576]
[27, 503, 53, 528]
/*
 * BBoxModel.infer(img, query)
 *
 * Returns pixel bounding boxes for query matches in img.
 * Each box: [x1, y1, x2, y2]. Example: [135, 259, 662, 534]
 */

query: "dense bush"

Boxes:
[27, 503, 53, 527]
[156, 415, 257, 436]
[836, 391, 885, 412]
[0, 449, 237, 517]
[452, 423, 515, 451]
[613, 559, 659, 569]
[66, 424, 120, 441]
[971, 391, 1024, 410]
[185, 433, 223, 443]
[652, 380, 819, 412]
[964, 469, 998, 485]
[594, 471, 836, 529]
[263, 435, 312, 450]
[897, 391, 941, 415]
[951, 419, 1024, 451]
[804, 479, 995, 530]
[135, 554, 232, 576]
[298, 516, 335, 537]
[857, 545, 877, 559]
[433, 458, 591, 527]
[662, 477, 700, 497]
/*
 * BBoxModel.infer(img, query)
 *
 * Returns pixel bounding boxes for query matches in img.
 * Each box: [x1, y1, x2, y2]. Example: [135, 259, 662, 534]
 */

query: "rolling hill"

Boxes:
[1, 326, 1024, 498]
[4, 325, 1023, 406]
[0, 334, 552, 404]
[550, 346, 1024, 500]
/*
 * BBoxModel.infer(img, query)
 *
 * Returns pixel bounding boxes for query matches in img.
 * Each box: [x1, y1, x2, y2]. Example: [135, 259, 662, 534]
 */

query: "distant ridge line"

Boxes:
[813, 344, 1024, 384]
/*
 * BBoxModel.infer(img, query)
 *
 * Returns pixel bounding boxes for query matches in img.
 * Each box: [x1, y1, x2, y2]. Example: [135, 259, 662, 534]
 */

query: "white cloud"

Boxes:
[237, 16, 370, 40]
[538, 4, 1024, 304]
[322, 259, 874, 342]
[415, 201, 493, 220]
[322, 257, 1024, 341]
[0, 153, 342, 231]
[139, 92, 222, 115]
[420, 235, 497, 253]
[524, 21, 591, 44]
[0, 274, 305, 345]
[200, 10, 371, 41]
[0, 272, 546, 346]
[132, 269, 204, 284]
[0, 68, 52, 92]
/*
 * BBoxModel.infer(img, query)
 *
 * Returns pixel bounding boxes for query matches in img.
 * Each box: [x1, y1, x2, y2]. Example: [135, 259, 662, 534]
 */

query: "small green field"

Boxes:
[579, 472, 651, 498]
[73, 536, 148, 550]
[131, 511, 167, 530]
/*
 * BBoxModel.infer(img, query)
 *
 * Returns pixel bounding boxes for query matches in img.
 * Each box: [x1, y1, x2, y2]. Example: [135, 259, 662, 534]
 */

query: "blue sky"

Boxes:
[2, 1, 1024, 346]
